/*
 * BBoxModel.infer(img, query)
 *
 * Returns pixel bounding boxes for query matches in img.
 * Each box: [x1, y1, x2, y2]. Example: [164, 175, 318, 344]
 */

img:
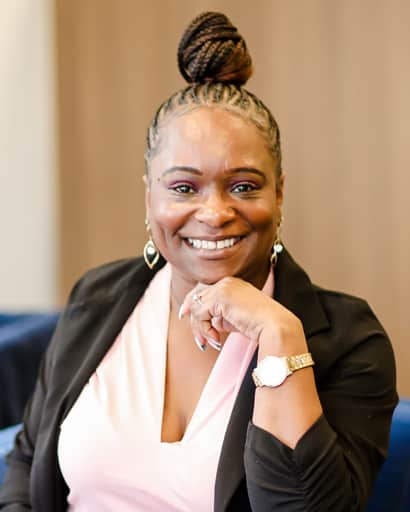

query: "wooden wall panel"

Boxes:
[55, 0, 410, 394]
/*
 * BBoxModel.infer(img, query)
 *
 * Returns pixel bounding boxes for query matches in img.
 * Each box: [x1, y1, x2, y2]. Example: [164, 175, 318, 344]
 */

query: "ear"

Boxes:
[276, 172, 285, 208]
[142, 174, 150, 220]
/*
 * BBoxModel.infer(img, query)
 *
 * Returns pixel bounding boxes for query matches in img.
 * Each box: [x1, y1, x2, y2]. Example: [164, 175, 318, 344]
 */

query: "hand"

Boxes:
[180, 277, 321, 448]
[179, 276, 306, 353]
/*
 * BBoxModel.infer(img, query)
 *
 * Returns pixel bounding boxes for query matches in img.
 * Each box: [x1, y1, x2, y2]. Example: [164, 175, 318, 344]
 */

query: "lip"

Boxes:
[182, 235, 245, 241]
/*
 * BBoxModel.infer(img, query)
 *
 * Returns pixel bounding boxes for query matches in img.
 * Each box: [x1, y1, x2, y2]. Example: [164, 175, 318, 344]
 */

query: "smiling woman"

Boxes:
[0, 11, 397, 512]
[146, 108, 280, 289]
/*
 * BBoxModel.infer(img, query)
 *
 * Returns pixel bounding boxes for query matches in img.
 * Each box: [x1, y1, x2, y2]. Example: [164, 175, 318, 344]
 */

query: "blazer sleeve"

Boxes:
[244, 300, 398, 511]
[0, 281, 83, 510]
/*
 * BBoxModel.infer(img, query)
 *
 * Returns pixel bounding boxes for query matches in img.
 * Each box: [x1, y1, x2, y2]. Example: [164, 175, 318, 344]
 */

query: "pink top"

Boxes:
[58, 264, 273, 511]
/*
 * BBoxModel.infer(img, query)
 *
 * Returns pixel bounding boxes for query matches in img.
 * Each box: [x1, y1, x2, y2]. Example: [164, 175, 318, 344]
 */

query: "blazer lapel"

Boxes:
[60, 291, 144, 422]
[52, 258, 164, 425]
[214, 249, 330, 511]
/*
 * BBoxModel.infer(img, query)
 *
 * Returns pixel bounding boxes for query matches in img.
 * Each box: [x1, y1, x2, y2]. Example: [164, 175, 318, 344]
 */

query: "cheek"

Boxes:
[247, 201, 277, 230]
[148, 196, 190, 242]
[150, 210, 179, 239]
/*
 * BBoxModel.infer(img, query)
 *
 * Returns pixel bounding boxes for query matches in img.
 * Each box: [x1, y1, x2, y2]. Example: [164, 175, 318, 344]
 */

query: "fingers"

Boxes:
[193, 335, 207, 352]
[211, 315, 236, 333]
[207, 337, 222, 351]
[177, 276, 289, 353]
[179, 285, 222, 352]
[178, 278, 265, 352]
[178, 287, 202, 320]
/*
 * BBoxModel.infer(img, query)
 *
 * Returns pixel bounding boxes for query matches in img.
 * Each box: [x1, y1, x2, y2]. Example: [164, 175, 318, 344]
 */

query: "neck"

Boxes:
[169, 271, 197, 310]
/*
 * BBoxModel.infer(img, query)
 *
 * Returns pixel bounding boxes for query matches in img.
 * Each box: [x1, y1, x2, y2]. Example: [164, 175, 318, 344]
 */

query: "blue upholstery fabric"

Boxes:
[0, 425, 20, 486]
[0, 312, 59, 428]
[367, 398, 410, 511]
[0, 314, 34, 327]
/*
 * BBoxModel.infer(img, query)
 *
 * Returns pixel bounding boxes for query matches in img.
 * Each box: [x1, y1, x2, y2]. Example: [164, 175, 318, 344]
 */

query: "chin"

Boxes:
[190, 262, 248, 285]
[195, 274, 227, 285]
[180, 264, 228, 285]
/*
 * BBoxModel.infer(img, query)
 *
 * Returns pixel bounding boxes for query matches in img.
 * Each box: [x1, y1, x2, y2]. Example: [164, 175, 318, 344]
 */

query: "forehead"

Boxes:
[150, 107, 275, 175]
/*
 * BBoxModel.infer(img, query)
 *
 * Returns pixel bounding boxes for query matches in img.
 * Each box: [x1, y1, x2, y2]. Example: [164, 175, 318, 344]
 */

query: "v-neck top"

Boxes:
[57, 263, 273, 512]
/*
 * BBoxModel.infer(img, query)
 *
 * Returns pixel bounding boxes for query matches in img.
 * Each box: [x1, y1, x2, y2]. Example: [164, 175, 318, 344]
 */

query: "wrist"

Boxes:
[258, 318, 307, 358]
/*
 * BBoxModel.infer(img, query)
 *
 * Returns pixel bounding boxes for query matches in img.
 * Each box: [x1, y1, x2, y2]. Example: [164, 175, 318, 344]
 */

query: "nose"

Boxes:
[194, 192, 236, 227]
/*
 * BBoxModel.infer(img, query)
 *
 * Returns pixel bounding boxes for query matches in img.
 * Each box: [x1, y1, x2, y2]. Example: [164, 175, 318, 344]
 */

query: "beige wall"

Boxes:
[55, 0, 410, 394]
[0, 0, 57, 309]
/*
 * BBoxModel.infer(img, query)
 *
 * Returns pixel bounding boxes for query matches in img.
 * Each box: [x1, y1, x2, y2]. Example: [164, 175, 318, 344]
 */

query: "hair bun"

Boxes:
[178, 12, 253, 86]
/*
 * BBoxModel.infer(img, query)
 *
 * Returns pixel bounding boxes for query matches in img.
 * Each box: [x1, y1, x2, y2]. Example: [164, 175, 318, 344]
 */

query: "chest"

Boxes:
[161, 308, 222, 442]
[57, 289, 251, 511]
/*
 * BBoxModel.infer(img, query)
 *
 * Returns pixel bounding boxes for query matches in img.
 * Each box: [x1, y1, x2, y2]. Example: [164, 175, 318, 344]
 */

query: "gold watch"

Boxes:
[252, 352, 314, 388]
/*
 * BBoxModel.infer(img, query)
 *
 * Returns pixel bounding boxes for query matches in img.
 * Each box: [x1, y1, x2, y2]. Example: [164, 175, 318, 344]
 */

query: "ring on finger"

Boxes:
[192, 293, 203, 306]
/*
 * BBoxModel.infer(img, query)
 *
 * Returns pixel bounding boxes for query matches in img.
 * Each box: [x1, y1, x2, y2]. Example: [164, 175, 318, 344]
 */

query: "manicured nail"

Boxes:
[207, 338, 222, 351]
[178, 304, 184, 320]
[194, 337, 206, 352]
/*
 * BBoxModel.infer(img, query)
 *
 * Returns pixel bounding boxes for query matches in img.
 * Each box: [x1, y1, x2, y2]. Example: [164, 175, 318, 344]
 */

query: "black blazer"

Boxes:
[0, 250, 397, 511]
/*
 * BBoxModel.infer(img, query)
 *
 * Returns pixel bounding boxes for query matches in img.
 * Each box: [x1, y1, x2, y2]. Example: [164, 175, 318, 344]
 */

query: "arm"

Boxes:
[0, 340, 56, 509]
[0, 282, 82, 510]
[245, 330, 397, 511]
[180, 279, 397, 511]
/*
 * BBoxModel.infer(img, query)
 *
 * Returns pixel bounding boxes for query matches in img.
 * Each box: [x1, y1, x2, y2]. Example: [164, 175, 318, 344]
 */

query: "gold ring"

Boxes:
[192, 293, 203, 305]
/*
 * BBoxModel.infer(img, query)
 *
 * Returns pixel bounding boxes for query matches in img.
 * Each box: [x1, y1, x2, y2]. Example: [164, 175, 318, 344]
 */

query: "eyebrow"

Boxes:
[161, 166, 266, 179]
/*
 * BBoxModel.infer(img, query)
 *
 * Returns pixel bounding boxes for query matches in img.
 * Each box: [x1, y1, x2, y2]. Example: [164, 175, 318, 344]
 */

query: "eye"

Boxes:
[231, 182, 258, 194]
[169, 183, 196, 194]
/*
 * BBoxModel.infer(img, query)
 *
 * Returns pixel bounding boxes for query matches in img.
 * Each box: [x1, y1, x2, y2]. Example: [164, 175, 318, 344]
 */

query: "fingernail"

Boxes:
[178, 304, 184, 320]
[207, 338, 222, 351]
[194, 337, 207, 352]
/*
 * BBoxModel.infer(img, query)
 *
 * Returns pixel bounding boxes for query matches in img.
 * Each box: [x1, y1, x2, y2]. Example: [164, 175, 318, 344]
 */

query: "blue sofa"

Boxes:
[0, 312, 59, 429]
[366, 398, 410, 510]
[0, 425, 20, 486]
[0, 312, 408, 510]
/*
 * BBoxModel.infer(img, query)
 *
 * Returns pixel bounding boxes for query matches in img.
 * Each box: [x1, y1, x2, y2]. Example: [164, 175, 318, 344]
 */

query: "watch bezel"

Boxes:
[254, 355, 291, 387]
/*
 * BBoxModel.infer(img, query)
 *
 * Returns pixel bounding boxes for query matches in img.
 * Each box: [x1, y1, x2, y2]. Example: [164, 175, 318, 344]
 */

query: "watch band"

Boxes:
[286, 352, 314, 372]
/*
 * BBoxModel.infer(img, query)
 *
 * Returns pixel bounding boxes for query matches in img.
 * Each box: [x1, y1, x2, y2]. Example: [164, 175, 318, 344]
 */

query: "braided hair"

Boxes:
[145, 12, 282, 179]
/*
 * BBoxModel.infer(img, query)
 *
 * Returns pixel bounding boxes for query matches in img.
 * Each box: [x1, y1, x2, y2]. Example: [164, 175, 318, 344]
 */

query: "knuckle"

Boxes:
[203, 323, 213, 335]
[221, 276, 234, 287]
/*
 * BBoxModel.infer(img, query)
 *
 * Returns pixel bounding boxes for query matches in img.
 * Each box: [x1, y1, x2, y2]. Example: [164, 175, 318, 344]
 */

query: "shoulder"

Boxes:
[310, 284, 396, 395]
[313, 285, 392, 356]
[275, 249, 388, 347]
[314, 285, 385, 334]
[66, 256, 164, 306]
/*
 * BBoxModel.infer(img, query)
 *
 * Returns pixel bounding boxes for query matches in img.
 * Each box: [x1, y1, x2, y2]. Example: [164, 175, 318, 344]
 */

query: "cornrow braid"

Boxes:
[144, 12, 282, 180]
[145, 83, 282, 177]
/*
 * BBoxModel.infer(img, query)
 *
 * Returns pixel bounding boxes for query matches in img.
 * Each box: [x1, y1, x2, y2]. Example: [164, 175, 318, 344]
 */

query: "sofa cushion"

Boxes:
[0, 313, 59, 428]
[0, 424, 21, 486]
[367, 399, 410, 510]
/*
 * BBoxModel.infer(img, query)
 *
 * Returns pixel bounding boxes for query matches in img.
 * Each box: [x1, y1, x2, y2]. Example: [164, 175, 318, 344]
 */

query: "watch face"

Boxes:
[258, 356, 288, 387]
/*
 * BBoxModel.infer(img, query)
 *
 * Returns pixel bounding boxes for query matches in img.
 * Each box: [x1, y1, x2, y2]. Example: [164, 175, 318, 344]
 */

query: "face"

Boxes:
[145, 107, 283, 291]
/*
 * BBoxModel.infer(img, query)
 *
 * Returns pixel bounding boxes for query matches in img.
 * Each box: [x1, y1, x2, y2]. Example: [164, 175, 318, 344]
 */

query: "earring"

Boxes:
[143, 219, 160, 270]
[270, 215, 284, 267]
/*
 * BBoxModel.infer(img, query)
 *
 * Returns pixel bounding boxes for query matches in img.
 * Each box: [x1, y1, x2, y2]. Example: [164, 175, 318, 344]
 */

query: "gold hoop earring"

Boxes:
[143, 219, 160, 270]
[270, 216, 284, 267]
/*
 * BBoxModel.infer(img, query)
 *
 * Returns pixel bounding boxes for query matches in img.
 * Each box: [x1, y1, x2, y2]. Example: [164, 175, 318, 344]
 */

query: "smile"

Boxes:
[186, 237, 242, 250]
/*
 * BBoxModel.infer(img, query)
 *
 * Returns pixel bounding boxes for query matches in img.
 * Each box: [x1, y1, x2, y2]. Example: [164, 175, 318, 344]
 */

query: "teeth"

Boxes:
[187, 237, 239, 250]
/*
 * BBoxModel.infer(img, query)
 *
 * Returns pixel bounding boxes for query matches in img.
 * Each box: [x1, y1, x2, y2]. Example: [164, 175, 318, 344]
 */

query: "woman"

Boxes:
[0, 12, 397, 512]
